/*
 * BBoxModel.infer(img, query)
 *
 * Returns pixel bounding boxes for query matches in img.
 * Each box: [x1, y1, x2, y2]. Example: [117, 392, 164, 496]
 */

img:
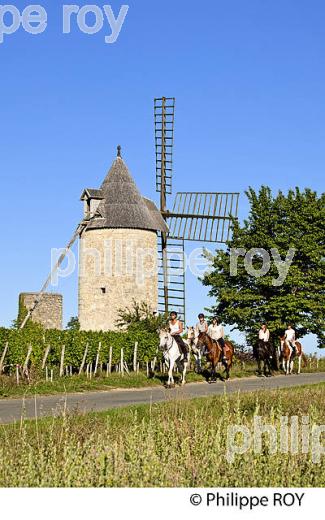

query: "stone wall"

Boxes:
[78, 228, 158, 331]
[19, 293, 63, 330]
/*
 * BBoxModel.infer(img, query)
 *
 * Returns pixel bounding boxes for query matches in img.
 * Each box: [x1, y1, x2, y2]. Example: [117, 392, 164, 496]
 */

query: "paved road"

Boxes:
[0, 372, 324, 424]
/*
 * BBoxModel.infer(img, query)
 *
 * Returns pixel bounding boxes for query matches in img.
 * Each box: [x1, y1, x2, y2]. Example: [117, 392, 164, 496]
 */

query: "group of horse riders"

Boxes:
[168, 311, 227, 362]
[258, 322, 298, 353]
[169, 311, 298, 362]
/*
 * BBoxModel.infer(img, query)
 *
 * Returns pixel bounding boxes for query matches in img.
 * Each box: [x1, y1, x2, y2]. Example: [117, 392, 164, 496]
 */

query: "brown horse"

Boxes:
[279, 336, 307, 375]
[197, 332, 234, 382]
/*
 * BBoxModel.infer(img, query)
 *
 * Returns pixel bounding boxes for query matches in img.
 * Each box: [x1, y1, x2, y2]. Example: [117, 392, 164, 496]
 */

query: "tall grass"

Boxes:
[0, 384, 325, 487]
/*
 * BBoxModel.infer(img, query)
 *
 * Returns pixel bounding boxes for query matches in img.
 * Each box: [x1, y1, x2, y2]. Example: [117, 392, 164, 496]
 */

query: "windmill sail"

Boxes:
[154, 97, 240, 323]
[154, 97, 175, 198]
[166, 192, 239, 243]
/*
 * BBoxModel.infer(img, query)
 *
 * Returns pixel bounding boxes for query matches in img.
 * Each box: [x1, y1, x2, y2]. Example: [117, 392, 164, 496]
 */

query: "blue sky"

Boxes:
[0, 0, 324, 353]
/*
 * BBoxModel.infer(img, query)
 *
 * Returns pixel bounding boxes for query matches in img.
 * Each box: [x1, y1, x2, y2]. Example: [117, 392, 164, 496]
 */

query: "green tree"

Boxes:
[66, 316, 80, 331]
[203, 186, 325, 347]
[116, 300, 168, 334]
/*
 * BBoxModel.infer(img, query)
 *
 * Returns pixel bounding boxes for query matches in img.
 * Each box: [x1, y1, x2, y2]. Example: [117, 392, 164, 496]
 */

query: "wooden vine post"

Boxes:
[42, 345, 51, 370]
[94, 342, 101, 375]
[107, 346, 113, 375]
[59, 344, 65, 377]
[133, 342, 138, 372]
[0, 342, 9, 374]
[120, 348, 124, 376]
[23, 345, 33, 376]
[79, 344, 88, 375]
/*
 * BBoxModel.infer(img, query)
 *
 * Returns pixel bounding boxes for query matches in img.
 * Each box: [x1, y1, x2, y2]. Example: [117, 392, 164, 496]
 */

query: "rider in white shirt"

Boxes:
[258, 323, 270, 343]
[195, 313, 208, 337]
[284, 323, 296, 353]
[169, 311, 189, 361]
[208, 317, 226, 361]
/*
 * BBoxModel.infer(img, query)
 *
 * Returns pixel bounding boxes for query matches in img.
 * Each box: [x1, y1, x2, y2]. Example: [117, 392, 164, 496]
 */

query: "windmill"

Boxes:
[154, 97, 239, 323]
[20, 97, 239, 330]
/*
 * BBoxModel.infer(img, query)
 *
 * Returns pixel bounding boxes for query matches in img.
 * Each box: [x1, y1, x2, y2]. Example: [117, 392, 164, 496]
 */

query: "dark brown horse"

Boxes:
[197, 332, 234, 382]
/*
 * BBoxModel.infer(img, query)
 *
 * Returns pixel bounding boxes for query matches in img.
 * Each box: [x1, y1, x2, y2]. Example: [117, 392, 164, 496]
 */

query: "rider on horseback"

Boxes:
[284, 323, 297, 354]
[169, 312, 189, 362]
[195, 313, 208, 336]
[258, 323, 270, 343]
[208, 317, 227, 361]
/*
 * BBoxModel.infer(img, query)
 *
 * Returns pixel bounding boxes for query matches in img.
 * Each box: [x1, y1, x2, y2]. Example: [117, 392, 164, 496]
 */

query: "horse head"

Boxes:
[187, 326, 196, 343]
[196, 331, 208, 349]
[159, 329, 172, 351]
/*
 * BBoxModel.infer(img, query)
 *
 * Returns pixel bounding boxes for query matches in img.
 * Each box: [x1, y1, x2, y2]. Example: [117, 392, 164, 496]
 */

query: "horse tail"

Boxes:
[225, 341, 234, 368]
[271, 353, 279, 371]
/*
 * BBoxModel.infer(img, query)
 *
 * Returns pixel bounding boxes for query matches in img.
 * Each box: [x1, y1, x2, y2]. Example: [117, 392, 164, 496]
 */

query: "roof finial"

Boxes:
[117, 145, 122, 158]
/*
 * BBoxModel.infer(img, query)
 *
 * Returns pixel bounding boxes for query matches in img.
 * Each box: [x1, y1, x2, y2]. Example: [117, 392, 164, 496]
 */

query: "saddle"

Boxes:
[212, 339, 230, 353]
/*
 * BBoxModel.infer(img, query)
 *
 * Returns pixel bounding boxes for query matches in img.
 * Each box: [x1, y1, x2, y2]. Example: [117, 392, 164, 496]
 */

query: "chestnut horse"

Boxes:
[279, 336, 307, 375]
[197, 332, 234, 382]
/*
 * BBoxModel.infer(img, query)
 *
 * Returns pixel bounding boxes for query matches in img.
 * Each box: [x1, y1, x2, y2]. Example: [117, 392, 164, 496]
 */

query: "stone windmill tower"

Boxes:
[78, 147, 168, 331]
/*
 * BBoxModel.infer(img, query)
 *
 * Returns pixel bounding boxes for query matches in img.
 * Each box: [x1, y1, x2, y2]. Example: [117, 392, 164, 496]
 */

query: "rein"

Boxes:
[161, 335, 176, 354]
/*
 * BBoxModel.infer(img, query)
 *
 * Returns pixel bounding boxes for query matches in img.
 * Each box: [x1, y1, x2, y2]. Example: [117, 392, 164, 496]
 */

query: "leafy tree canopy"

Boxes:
[116, 300, 168, 334]
[66, 316, 81, 331]
[203, 186, 325, 348]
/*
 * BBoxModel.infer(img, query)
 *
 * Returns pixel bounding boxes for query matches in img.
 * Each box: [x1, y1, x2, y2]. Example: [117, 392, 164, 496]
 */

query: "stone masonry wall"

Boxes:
[19, 293, 63, 330]
[78, 228, 158, 331]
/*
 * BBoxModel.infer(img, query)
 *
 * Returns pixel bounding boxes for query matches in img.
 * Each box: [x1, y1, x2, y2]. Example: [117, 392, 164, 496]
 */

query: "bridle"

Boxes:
[160, 332, 175, 354]
[187, 328, 197, 346]
[196, 332, 207, 350]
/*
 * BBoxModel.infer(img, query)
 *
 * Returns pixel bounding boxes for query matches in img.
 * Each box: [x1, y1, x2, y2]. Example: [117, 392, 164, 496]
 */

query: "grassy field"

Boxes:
[0, 383, 324, 487]
[0, 357, 324, 399]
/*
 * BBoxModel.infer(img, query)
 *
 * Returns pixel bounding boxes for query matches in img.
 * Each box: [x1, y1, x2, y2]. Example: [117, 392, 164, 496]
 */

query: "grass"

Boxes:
[0, 383, 325, 487]
[0, 357, 324, 399]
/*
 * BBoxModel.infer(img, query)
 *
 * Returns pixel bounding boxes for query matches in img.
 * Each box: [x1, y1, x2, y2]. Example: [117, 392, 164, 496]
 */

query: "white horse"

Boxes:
[159, 329, 188, 387]
[186, 326, 202, 373]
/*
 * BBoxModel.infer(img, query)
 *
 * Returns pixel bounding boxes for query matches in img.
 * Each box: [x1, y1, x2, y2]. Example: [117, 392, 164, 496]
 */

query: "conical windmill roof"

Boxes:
[84, 154, 168, 233]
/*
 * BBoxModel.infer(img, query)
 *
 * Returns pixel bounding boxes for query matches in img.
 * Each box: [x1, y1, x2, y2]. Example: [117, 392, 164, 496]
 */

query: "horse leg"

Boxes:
[257, 358, 262, 376]
[263, 360, 267, 377]
[298, 355, 301, 374]
[224, 361, 230, 380]
[263, 359, 267, 377]
[209, 361, 216, 382]
[167, 360, 175, 387]
[194, 354, 201, 373]
[286, 359, 290, 375]
[181, 361, 187, 385]
[175, 358, 186, 385]
[266, 359, 272, 377]
[197, 353, 202, 373]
